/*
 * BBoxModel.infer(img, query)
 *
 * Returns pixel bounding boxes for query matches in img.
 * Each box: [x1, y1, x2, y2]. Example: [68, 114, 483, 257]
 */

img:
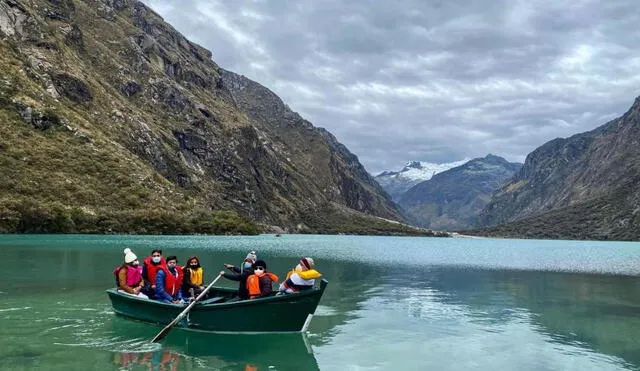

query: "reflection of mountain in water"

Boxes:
[377, 267, 640, 367]
[492, 270, 640, 366]
[111, 319, 319, 371]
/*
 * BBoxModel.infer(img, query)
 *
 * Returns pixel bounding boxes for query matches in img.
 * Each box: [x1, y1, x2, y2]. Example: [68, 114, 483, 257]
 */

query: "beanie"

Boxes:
[124, 248, 137, 264]
[253, 259, 267, 270]
[299, 257, 315, 270]
[246, 250, 257, 262]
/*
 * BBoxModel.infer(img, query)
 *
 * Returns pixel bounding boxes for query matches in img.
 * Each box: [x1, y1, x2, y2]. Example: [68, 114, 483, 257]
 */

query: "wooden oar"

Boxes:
[151, 273, 223, 343]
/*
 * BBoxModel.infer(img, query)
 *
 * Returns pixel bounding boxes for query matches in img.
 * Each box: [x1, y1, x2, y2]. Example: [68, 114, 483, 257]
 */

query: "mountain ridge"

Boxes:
[0, 0, 428, 235]
[398, 154, 521, 230]
[374, 158, 470, 201]
[475, 96, 640, 240]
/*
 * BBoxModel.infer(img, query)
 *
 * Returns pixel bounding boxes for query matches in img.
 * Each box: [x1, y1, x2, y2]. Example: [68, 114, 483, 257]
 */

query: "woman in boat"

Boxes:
[141, 249, 166, 299]
[182, 255, 205, 299]
[278, 257, 322, 294]
[113, 248, 148, 298]
[155, 256, 185, 304]
[246, 260, 279, 299]
[219, 250, 257, 300]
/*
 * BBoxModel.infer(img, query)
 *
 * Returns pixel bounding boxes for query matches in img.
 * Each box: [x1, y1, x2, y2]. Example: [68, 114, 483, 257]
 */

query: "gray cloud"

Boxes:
[142, 0, 640, 174]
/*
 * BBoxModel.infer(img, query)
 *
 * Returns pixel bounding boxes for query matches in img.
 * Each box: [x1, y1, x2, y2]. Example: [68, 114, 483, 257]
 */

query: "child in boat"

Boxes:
[155, 256, 185, 304]
[278, 257, 322, 294]
[113, 248, 148, 298]
[246, 260, 279, 299]
[220, 250, 257, 300]
[182, 255, 205, 299]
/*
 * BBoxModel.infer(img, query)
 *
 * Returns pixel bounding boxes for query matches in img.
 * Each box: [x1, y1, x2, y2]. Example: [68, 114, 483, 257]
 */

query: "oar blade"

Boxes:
[151, 322, 174, 343]
[149, 273, 222, 343]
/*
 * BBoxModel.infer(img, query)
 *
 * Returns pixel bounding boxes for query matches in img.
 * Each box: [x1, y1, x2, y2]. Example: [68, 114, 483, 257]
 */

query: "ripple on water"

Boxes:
[0, 306, 31, 312]
[313, 305, 338, 316]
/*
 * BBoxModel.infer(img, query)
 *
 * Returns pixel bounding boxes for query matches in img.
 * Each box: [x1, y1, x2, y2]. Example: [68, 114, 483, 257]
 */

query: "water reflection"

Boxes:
[368, 267, 640, 368]
[110, 319, 319, 371]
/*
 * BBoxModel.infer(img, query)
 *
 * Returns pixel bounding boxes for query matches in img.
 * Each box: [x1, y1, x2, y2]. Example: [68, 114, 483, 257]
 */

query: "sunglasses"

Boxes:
[254, 267, 265, 271]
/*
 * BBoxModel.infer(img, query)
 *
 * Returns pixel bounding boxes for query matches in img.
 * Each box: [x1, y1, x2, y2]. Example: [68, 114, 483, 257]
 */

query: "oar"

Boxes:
[151, 273, 223, 343]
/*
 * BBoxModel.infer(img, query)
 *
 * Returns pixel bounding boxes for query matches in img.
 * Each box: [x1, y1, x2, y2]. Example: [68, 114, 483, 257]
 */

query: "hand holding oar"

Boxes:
[151, 273, 223, 343]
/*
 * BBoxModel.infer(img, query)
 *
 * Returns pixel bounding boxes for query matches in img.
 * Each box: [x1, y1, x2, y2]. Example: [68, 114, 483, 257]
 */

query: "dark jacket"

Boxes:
[221, 265, 254, 300]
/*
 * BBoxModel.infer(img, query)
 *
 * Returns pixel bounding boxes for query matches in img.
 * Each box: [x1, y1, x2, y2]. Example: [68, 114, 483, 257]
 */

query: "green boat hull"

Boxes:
[106, 279, 328, 333]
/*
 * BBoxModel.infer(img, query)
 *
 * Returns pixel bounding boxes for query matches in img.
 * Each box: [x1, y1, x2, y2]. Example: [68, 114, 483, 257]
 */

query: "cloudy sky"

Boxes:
[142, 0, 640, 175]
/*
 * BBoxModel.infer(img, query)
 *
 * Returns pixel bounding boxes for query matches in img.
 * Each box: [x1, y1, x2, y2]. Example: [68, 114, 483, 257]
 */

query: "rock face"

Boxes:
[0, 0, 403, 232]
[476, 97, 640, 240]
[220, 70, 401, 220]
[397, 155, 521, 230]
[374, 159, 470, 201]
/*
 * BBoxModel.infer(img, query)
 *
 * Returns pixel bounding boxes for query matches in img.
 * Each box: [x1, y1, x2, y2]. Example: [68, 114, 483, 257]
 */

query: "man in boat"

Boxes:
[247, 260, 279, 299]
[142, 249, 166, 299]
[154, 256, 185, 304]
[113, 248, 148, 298]
[278, 257, 322, 294]
[182, 255, 205, 299]
[219, 250, 257, 300]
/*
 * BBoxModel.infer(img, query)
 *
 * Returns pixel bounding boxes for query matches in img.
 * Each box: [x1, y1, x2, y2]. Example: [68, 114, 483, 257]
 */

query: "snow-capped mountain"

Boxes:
[375, 159, 470, 201]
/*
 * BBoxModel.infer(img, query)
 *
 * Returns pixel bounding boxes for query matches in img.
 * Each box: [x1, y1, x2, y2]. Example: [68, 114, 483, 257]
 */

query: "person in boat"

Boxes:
[154, 255, 185, 304]
[182, 255, 205, 299]
[278, 257, 322, 294]
[219, 250, 257, 300]
[246, 260, 279, 299]
[113, 248, 148, 298]
[141, 249, 166, 299]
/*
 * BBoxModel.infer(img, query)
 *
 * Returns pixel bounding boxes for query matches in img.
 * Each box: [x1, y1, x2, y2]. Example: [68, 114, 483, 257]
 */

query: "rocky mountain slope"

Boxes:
[0, 0, 413, 234]
[397, 155, 521, 230]
[374, 159, 469, 201]
[475, 97, 640, 240]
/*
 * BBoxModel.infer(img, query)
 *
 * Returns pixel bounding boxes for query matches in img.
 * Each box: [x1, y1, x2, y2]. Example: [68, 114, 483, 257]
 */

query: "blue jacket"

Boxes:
[155, 268, 183, 303]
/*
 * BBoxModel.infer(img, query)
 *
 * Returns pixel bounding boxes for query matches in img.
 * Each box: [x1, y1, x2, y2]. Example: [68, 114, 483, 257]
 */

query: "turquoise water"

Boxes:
[1, 234, 639, 370]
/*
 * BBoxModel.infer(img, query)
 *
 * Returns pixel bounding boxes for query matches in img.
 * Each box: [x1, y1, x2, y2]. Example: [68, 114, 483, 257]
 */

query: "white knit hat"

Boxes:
[124, 248, 137, 264]
[245, 250, 257, 262]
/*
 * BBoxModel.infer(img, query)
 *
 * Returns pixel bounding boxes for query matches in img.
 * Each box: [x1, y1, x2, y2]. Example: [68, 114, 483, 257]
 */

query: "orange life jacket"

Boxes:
[247, 272, 278, 297]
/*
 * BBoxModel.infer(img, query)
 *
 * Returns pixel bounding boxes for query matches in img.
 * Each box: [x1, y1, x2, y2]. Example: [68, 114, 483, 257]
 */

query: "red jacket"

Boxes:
[143, 256, 166, 286]
[161, 265, 184, 297]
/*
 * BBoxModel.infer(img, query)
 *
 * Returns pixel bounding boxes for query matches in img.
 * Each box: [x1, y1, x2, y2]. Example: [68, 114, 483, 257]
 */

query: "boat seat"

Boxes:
[199, 296, 226, 305]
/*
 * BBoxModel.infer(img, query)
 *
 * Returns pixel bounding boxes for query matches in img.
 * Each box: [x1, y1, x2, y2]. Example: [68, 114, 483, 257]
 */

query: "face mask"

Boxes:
[167, 263, 176, 269]
[152, 256, 161, 264]
[131, 260, 139, 267]
[243, 262, 252, 269]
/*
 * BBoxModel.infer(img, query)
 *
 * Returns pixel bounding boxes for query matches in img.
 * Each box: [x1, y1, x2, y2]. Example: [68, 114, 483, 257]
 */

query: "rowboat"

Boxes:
[106, 279, 328, 333]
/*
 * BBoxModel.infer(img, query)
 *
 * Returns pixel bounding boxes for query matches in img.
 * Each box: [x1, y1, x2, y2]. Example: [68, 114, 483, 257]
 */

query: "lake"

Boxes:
[1, 234, 639, 370]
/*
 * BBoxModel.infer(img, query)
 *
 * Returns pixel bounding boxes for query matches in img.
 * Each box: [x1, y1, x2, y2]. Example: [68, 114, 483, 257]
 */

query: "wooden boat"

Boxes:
[106, 279, 328, 333]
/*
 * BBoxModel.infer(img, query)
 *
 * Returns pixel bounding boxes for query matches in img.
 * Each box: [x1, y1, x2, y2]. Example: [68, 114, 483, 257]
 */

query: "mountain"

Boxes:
[475, 97, 640, 240]
[374, 159, 469, 201]
[398, 155, 522, 230]
[0, 0, 419, 235]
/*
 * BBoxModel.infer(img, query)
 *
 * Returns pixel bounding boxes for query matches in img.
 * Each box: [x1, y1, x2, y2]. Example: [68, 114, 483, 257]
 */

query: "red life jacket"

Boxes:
[161, 265, 184, 297]
[143, 256, 166, 286]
